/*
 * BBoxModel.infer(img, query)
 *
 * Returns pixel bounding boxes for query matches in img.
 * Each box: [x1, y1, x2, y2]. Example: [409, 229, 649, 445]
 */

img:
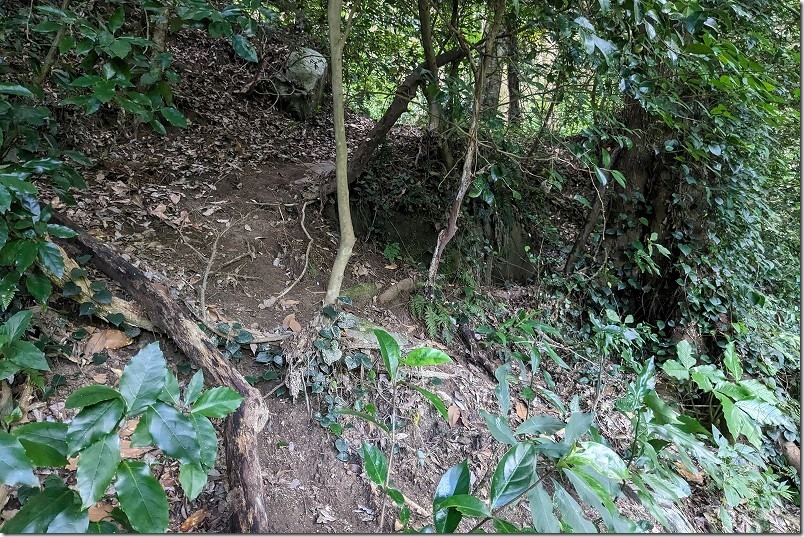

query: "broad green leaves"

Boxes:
[231, 34, 258, 62]
[115, 460, 169, 533]
[0, 479, 88, 533]
[66, 398, 125, 455]
[191, 386, 244, 418]
[119, 342, 166, 416]
[77, 433, 120, 508]
[11, 421, 68, 467]
[490, 443, 536, 508]
[0, 430, 39, 486]
[361, 441, 388, 485]
[433, 461, 471, 533]
[374, 329, 400, 381]
[148, 402, 201, 464]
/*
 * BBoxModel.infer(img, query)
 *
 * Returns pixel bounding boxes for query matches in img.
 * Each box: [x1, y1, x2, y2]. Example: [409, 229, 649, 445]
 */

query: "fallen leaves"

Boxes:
[179, 508, 208, 532]
[282, 313, 302, 333]
[83, 329, 132, 357]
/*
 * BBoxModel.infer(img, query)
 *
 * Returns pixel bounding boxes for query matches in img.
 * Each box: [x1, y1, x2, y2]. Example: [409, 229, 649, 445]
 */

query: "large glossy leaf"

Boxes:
[516, 414, 566, 436]
[66, 398, 125, 455]
[184, 370, 204, 407]
[179, 461, 207, 500]
[119, 342, 166, 416]
[158, 369, 181, 406]
[528, 483, 560, 533]
[12, 421, 68, 467]
[564, 467, 635, 533]
[115, 460, 169, 533]
[490, 442, 536, 508]
[0, 82, 35, 98]
[435, 494, 490, 517]
[564, 412, 593, 445]
[494, 363, 511, 416]
[65, 385, 122, 409]
[77, 433, 120, 508]
[400, 347, 451, 367]
[374, 329, 400, 382]
[0, 430, 38, 486]
[231, 34, 258, 62]
[361, 441, 387, 485]
[190, 413, 218, 469]
[7, 340, 50, 371]
[190, 386, 243, 418]
[0, 309, 32, 343]
[408, 384, 448, 421]
[148, 402, 201, 464]
[38, 241, 65, 278]
[480, 410, 517, 445]
[553, 480, 597, 532]
[563, 442, 629, 480]
[433, 460, 471, 533]
[130, 410, 153, 447]
[0, 480, 88, 532]
[493, 518, 520, 533]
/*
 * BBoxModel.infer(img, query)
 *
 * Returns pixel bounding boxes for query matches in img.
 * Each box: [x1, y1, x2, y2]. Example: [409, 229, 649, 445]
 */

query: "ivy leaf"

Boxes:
[480, 410, 517, 445]
[374, 329, 400, 382]
[66, 398, 125, 455]
[119, 342, 166, 416]
[400, 347, 451, 367]
[361, 441, 387, 485]
[0, 480, 88, 532]
[115, 460, 169, 533]
[490, 443, 536, 508]
[231, 34, 258, 62]
[148, 402, 201, 464]
[0, 430, 39, 486]
[65, 385, 122, 409]
[433, 460, 471, 533]
[179, 461, 207, 501]
[184, 370, 204, 407]
[190, 386, 243, 418]
[11, 421, 68, 467]
[528, 483, 560, 533]
[77, 433, 120, 508]
[108, 6, 125, 33]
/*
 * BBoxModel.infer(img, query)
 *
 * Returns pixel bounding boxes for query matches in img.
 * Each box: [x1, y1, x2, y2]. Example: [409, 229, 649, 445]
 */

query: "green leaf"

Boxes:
[119, 342, 166, 416]
[88, 520, 119, 533]
[159, 107, 187, 127]
[159, 369, 181, 406]
[435, 494, 490, 517]
[108, 7, 125, 33]
[722, 342, 742, 380]
[490, 443, 536, 508]
[0, 186, 10, 214]
[65, 385, 122, 409]
[38, 241, 65, 278]
[374, 329, 401, 382]
[0, 309, 32, 342]
[610, 170, 626, 188]
[7, 340, 50, 370]
[149, 119, 167, 135]
[516, 414, 566, 436]
[0, 480, 88, 532]
[66, 398, 125, 455]
[400, 347, 451, 367]
[563, 442, 629, 480]
[661, 359, 689, 380]
[675, 340, 696, 368]
[12, 421, 68, 467]
[493, 518, 520, 533]
[179, 461, 207, 500]
[564, 467, 634, 532]
[184, 370, 204, 407]
[407, 384, 448, 421]
[337, 409, 389, 433]
[361, 441, 387, 485]
[480, 410, 517, 445]
[495, 363, 511, 416]
[25, 271, 51, 303]
[129, 410, 153, 447]
[528, 484, 560, 533]
[189, 413, 217, 470]
[190, 386, 243, 418]
[433, 460, 471, 533]
[0, 83, 35, 98]
[553, 480, 597, 532]
[231, 34, 258, 62]
[77, 433, 120, 508]
[0, 430, 39, 486]
[115, 460, 169, 533]
[564, 412, 593, 444]
[148, 402, 201, 464]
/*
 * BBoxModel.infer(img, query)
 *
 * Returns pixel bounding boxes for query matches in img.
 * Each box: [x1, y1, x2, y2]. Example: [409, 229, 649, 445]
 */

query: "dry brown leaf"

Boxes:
[93, 373, 107, 384]
[83, 329, 132, 356]
[66, 457, 78, 471]
[180, 508, 208, 532]
[88, 502, 115, 522]
[447, 404, 461, 428]
[282, 313, 301, 333]
[783, 442, 801, 473]
[169, 193, 181, 205]
[279, 299, 299, 309]
[673, 461, 704, 484]
[385, 263, 398, 270]
[514, 400, 528, 420]
[120, 419, 139, 437]
[0, 484, 9, 512]
[120, 438, 153, 459]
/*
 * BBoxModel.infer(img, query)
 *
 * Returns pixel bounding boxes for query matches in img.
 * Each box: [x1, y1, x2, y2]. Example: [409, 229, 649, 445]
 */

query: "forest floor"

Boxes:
[11, 30, 800, 533]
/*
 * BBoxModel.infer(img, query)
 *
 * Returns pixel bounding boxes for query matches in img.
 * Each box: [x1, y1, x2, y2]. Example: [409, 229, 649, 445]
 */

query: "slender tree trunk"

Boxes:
[37, 0, 71, 84]
[323, 0, 358, 305]
[506, 25, 521, 124]
[427, 0, 507, 288]
[482, 38, 503, 113]
[151, 1, 172, 53]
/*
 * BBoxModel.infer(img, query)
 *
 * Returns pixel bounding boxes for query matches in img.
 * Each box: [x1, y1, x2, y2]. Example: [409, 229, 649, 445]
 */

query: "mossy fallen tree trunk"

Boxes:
[51, 213, 270, 532]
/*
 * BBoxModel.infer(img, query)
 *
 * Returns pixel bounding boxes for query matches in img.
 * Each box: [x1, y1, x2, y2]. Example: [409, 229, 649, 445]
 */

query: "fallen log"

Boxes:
[51, 213, 270, 532]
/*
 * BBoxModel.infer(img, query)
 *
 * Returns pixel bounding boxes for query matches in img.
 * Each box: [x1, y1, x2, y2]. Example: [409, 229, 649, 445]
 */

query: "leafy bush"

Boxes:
[0, 341, 242, 533]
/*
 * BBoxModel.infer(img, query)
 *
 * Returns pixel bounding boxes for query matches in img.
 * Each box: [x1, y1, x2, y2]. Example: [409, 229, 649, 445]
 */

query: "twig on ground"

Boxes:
[264, 200, 314, 307]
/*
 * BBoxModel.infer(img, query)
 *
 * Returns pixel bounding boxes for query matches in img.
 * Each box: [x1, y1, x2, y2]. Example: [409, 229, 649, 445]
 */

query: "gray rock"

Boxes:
[274, 47, 327, 119]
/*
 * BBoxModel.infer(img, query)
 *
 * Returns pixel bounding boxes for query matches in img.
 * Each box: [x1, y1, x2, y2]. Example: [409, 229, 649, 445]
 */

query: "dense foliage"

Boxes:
[0, 0, 798, 532]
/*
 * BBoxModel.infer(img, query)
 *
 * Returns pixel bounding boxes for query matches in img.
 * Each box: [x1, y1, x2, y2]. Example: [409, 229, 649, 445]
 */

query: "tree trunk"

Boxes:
[50, 213, 271, 532]
[426, 0, 507, 288]
[505, 26, 521, 125]
[323, 0, 357, 305]
[482, 38, 503, 113]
